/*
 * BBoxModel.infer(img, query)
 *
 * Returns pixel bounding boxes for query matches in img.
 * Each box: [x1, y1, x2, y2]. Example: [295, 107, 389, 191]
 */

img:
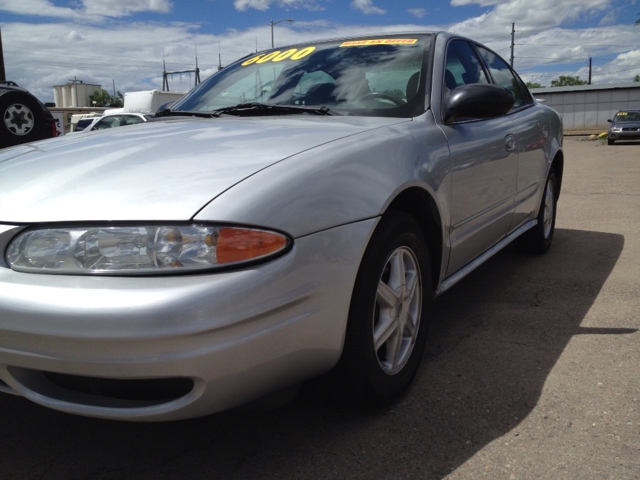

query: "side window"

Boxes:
[476, 46, 527, 108]
[123, 115, 145, 125]
[444, 40, 489, 90]
[93, 116, 122, 130]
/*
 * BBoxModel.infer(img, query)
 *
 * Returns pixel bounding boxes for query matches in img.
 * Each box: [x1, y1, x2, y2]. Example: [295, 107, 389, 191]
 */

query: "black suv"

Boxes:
[1, 81, 57, 149]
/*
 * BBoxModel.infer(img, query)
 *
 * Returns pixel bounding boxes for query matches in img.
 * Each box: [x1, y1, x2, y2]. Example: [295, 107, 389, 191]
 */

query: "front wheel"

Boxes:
[515, 169, 557, 254]
[608, 138, 614, 145]
[332, 212, 431, 406]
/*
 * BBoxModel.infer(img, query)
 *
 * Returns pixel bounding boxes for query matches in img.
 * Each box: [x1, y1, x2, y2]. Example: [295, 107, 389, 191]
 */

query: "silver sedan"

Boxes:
[0, 32, 563, 421]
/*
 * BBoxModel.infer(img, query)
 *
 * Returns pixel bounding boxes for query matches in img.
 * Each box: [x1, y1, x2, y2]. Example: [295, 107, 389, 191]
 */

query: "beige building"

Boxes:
[53, 82, 101, 108]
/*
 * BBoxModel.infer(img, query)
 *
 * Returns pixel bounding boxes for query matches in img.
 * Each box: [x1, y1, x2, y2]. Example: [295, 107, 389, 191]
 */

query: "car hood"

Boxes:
[0, 116, 407, 224]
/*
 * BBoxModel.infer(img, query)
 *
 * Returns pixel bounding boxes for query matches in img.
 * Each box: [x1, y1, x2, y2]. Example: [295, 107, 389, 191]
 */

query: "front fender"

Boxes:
[194, 111, 451, 239]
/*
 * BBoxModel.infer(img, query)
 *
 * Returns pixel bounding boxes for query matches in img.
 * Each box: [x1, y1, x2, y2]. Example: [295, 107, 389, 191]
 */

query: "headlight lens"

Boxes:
[611, 127, 622, 132]
[6, 225, 290, 275]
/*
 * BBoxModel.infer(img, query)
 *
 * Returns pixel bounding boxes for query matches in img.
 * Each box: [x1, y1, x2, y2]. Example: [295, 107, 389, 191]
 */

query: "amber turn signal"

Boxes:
[216, 228, 288, 264]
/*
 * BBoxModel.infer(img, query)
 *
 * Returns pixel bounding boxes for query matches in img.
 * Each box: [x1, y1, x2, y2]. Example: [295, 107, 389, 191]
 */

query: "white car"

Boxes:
[71, 109, 153, 133]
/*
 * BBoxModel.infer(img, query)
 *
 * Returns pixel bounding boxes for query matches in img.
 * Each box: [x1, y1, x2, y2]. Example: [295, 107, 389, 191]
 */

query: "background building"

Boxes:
[53, 81, 101, 108]
[530, 83, 640, 131]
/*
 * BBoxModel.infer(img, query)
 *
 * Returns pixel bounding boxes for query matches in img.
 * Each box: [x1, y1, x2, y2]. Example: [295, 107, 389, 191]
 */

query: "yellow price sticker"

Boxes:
[340, 39, 418, 47]
[618, 112, 628, 115]
[241, 47, 316, 66]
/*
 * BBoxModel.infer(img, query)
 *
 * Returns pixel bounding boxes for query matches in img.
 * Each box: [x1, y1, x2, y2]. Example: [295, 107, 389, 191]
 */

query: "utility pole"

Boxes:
[0, 27, 6, 82]
[510, 23, 515, 68]
[588, 57, 592, 85]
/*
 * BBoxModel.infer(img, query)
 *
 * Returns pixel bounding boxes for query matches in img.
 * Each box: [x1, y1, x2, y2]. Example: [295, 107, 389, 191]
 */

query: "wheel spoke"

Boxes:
[386, 330, 403, 370]
[388, 251, 405, 291]
[377, 280, 399, 309]
[404, 312, 417, 338]
[374, 314, 399, 351]
[405, 270, 418, 302]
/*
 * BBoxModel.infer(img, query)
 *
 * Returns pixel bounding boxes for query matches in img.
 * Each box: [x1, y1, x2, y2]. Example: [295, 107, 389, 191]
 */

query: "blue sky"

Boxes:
[1, 0, 640, 102]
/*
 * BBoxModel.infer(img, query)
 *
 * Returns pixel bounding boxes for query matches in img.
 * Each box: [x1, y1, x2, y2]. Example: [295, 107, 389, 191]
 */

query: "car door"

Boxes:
[475, 45, 548, 230]
[438, 39, 518, 276]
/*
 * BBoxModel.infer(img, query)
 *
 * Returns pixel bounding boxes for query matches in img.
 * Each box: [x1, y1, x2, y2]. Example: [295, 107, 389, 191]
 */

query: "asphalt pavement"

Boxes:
[0, 137, 638, 480]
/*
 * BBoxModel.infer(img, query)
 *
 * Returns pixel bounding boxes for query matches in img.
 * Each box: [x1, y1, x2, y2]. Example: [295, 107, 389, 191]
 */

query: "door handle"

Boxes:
[505, 134, 516, 152]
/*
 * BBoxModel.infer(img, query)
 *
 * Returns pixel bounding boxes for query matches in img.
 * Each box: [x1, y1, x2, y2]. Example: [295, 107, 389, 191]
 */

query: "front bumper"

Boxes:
[609, 129, 640, 141]
[0, 218, 376, 421]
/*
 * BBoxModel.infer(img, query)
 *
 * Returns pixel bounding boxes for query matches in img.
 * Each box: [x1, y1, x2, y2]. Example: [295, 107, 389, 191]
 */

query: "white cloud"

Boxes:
[598, 11, 617, 25]
[233, 0, 325, 11]
[0, 0, 79, 18]
[0, 0, 173, 19]
[451, 0, 510, 5]
[81, 0, 173, 17]
[3, 20, 434, 102]
[350, 0, 386, 15]
[408, 8, 427, 18]
[3, 0, 639, 103]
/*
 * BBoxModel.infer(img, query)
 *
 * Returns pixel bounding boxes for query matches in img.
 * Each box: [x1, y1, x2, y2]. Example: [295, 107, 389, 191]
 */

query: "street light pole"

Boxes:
[271, 18, 293, 49]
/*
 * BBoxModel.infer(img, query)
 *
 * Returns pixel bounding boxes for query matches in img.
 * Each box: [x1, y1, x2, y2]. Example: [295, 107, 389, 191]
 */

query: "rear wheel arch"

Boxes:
[384, 187, 443, 294]
[550, 149, 564, 201]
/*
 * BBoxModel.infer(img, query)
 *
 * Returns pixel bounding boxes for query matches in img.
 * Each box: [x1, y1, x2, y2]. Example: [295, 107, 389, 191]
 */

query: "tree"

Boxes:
[550, 75, 588, 87]
[526, 81, 544, 89]
[634, 75, 640, 82]
[89, 89, 124, 107]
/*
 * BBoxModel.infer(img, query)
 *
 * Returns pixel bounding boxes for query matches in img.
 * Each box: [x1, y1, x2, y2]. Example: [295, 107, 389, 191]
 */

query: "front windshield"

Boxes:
[173, 35, 432, 117]
[613, 111, 640, 122]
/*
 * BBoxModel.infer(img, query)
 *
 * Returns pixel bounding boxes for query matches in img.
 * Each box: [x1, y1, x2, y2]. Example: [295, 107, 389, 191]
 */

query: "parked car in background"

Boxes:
[69, 113, 103, 133]
[90, 110, 153, 130]
[0, 81, 57, 149]
[0, 32, 563, 421]
[607, 110, 640, 145]
[68, 109, 154, 134]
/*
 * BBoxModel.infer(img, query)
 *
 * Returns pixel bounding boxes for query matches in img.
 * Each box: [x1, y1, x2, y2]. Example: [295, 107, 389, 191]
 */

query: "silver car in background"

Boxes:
[0, 32, 563, 421]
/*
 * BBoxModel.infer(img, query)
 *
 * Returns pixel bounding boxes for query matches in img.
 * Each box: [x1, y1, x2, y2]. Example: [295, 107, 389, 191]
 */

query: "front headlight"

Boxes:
[610, 127, 622, 132]
[6, 225, 290, 275]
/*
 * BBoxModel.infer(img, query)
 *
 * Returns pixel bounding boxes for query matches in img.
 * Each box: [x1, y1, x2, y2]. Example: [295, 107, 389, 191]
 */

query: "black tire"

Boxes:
[331, 211, 431, 407]
[515, 169, 557, 254]
[608, 138, 614, 145]
[0, 92, 46, 148]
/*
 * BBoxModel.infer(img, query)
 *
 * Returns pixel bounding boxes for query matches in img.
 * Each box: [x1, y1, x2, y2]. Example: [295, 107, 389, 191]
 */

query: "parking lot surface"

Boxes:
[0, 137, 638, 480]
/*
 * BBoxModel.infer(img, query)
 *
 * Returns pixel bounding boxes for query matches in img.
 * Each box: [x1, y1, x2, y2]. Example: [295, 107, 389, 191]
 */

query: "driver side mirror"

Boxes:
[444, 84, 515, 123]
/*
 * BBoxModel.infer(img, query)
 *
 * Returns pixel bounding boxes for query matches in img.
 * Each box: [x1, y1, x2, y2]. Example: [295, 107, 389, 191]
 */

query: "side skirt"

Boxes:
[435, 219, 537, 297]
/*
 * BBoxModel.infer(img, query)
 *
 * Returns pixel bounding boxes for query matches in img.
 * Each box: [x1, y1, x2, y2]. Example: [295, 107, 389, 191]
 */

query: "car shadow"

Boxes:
[0, 228, 630, 480]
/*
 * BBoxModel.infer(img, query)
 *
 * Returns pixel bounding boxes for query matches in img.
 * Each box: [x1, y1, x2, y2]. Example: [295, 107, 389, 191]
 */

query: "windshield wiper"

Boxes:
[154, 109, 218, 118]
[211, 102, 336, 117]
